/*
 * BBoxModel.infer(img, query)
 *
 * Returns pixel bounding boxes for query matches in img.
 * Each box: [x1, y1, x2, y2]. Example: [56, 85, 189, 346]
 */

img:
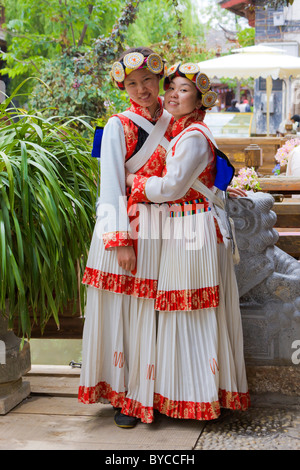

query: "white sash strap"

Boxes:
[122, 110, 171, 173]
[122, 111, 154, 134]
[191, 179, 225, 210]
[167, 122, 218, 156]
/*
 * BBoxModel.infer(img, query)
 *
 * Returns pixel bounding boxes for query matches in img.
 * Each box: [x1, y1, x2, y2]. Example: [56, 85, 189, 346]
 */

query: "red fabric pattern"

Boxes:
[102, 98, 173, 250]
[102, 231, 133, 249]
[171, 108, 207, 138]
[155, 285, 219, 311]
[78, 382, 250, 423]
[82, 266, 157, 299]
[130, 175, 149, 203]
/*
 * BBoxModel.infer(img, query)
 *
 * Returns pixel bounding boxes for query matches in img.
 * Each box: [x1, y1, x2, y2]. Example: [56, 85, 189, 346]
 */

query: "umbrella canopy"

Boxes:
[199, 45, 300, 135]
[199, 45, 300, 80]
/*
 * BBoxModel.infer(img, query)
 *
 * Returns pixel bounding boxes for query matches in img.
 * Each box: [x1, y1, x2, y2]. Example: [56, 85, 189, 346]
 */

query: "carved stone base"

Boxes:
[0, 378, 31, 415]
[0, 313, 31, 414]
[227, 193, 300, 367]
[246, 365, 300, 397]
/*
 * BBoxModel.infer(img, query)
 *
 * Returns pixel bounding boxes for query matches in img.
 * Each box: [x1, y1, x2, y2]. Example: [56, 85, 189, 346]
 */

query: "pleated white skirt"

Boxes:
[78, 287, 158, 423]
[153, 211, 250, 419]
[82, 203, 164, 299]
[79, 203, 166, 423]
[79, 207, 250, 423]
[156, 211, 219, 311]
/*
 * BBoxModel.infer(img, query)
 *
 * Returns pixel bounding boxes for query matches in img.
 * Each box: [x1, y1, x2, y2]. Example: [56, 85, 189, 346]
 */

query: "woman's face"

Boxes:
[164, 76, 202, 120]
[124, 68, 160, 116]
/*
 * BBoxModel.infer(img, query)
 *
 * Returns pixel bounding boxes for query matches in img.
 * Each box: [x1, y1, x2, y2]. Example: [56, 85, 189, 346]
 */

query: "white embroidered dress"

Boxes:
[78, 99, 173, 423]
[130, 110, 250, 419]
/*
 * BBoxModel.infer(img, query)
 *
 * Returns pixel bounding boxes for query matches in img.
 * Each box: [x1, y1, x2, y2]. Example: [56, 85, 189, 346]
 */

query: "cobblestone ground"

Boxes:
[195, 406, 300, 450]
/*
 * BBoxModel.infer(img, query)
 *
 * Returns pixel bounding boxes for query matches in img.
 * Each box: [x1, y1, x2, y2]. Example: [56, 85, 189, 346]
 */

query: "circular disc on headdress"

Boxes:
[196, 73, 210, 93]
[202, 91, 218, 108]
[111, 61, 125, 82]
[123, 52, 144, 70]
[179, 63, 200, 75]
[147, 53, 163, 74]
[166, 62, 180, 77]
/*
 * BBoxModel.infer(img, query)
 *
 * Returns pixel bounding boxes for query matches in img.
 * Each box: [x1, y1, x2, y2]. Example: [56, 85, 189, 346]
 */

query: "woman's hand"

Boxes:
[227, 186, 247, 198]
[116, 246, 136, 271]
[126, 172, 135, 188]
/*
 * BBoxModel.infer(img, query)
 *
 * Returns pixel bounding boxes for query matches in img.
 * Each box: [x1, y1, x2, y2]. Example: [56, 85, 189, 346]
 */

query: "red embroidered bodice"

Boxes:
[104, 98, 173, 249]
[130, 108, 216, 206]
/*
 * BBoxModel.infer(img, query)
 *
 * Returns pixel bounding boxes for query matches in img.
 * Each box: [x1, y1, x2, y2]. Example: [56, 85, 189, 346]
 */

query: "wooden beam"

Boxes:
[258, 177, 300, 194]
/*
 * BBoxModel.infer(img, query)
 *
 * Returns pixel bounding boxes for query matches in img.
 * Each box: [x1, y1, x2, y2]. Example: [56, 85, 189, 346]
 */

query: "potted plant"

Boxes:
[0, 87, 98, 411]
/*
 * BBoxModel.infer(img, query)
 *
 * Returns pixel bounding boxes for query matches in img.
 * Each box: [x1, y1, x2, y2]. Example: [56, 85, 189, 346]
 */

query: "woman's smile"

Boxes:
[124, 68, 160, 117]
[164, 76, 202, 120]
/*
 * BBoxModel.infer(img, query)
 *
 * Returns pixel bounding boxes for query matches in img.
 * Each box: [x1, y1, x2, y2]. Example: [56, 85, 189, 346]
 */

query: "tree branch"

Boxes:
[65, 0, 76, 47]
[78, 4, 94, 47]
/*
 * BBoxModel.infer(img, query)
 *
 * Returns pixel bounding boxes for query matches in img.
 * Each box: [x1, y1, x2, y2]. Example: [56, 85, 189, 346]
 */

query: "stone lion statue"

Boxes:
[227, 192, 300, 364]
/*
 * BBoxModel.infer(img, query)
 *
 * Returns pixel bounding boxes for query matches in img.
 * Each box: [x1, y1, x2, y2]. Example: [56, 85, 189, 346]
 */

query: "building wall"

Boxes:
[254, 1, 300, 134]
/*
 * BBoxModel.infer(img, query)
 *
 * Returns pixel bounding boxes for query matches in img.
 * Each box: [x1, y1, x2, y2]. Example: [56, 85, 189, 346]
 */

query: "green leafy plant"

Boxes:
[27, 0, 142, 121]
[0, 82, 98, 338]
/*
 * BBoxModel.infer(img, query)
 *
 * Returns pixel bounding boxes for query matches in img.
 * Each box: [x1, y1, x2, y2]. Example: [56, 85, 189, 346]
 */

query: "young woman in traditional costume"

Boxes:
[127, 63, 250, 421]
[78, 47, 174, 427]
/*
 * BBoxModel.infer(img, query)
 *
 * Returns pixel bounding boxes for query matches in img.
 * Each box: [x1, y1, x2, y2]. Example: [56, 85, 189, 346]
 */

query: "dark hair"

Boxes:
[291, 114, 300, 122]
[117, 47, 155, 62]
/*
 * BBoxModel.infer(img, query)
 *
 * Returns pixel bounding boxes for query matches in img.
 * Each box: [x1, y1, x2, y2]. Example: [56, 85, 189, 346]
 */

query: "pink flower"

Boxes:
[231, 167, 261, 191]
[275, 138, 300, 166]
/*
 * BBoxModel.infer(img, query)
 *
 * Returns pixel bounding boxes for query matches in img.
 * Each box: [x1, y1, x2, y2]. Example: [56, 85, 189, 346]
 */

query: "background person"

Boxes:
[226, 99, 240, 112]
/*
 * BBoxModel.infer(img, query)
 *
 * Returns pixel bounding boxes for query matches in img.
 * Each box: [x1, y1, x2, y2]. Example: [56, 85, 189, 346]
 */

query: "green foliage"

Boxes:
[22, 0, 140, 121]
[0, 81, 98, 337]
[1, 0, 125, 96]
[1, 0, 255, 122]
[125, 0, 209, 66]
[1, 0, 213, 120]
[236, 27, 255, 48]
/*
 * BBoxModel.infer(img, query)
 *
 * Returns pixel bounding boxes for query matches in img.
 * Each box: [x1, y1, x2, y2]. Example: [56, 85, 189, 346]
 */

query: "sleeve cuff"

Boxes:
[102, 231, 133, 250]
[130, 175, 150, 203]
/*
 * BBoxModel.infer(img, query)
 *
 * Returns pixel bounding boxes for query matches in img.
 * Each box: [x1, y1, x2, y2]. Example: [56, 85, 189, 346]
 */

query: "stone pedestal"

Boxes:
[227, 193, 300, 403]
[0, 313, 31, 414]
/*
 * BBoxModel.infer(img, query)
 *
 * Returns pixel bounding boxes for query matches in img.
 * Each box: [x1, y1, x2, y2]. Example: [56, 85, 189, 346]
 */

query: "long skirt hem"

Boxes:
[78, 384, 250, 423]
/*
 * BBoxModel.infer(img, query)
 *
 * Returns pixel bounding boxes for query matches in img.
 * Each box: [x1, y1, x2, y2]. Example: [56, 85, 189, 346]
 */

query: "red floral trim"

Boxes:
[78, 383, 250, 423]
[78, 382, 154, 423]
[128, 98, 165, 122]
[171, 109, 206, 138]
[153, 393, 221, 420]
[82, 267, 157, 299]
[153, 389, 250, 421]
[78, 381, 125, 409]
[102, 231, 133, 249]
[131, 175, 149, 203]
[219, 389, 251, 412]
[155, 285, 219, 311]
[122, 396, 154, 424]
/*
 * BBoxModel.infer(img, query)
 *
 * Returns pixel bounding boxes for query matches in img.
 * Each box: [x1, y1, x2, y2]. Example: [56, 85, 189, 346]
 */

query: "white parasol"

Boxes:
[199, 45, 300, 135]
